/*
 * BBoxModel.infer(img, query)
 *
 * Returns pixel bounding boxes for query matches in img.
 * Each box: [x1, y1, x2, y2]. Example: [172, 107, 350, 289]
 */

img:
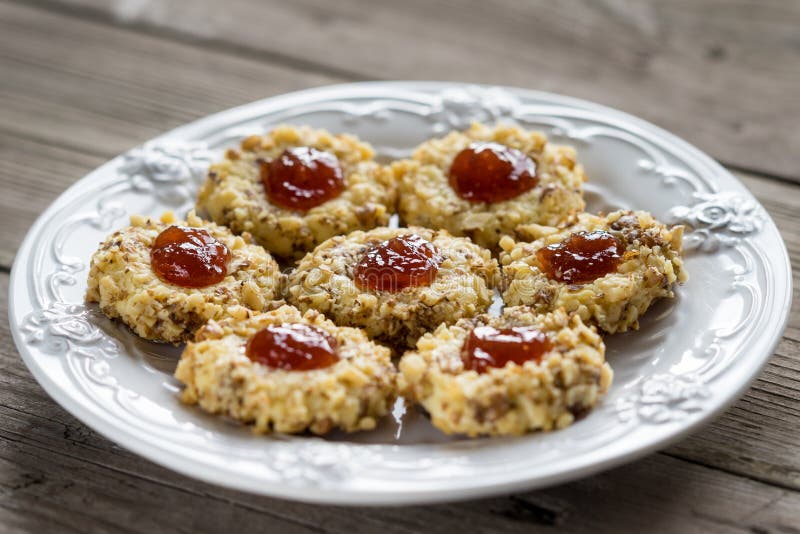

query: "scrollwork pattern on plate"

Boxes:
[616, 374, 711, 424]
[47, 197, 127, 303]
[120, 141, 213, 205]
[427, 86, 520, 132]
[21, 303, 120, 360]
[265, 442, 385, 487]
[668, 192, 764, 252]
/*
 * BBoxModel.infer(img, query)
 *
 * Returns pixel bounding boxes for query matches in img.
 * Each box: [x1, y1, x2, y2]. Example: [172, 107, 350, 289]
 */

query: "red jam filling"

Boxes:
[461, 325, 553, 373]
[536, 230, 623, 285]
[353, 234, 442, 293]
[448, 142, 538, 203]
[150, 225, 230, 288]
[260, 147, 344, 211]
[246, 323, 339, 371]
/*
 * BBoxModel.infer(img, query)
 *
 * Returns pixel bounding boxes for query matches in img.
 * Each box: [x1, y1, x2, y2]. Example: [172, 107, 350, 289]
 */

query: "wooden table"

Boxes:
[2, 1, 798, 531]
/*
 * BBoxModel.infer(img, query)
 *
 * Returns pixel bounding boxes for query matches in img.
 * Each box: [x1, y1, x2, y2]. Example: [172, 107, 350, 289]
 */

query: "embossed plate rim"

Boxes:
[9, 81, 793, 505]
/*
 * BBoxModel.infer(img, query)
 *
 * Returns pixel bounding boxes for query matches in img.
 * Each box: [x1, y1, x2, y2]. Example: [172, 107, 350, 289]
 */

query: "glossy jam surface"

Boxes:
[354, 234, 442, 292]
[536, 230, 623, 284]
[448, 142, 538, 203]
[150, 226, 230, 288]
[461, 326, 553, 373]
[246, 323, 339, 371]
[260, 147, 344, 211]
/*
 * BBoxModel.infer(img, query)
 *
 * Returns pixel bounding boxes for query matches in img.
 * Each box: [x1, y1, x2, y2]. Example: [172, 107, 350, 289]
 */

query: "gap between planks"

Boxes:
[7, 0, 800, 181]
[0, 3, 796, 528]
[0, 262, 799, 533]
[2, 0, 370, 83]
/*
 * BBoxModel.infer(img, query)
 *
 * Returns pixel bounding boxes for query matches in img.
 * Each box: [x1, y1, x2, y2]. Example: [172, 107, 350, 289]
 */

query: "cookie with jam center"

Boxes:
[399, 307, 612, 436]
[393, 122, 586, 252]
[196, 124, 396, 260]
[175, 305, 397, 435]
[86, 211, 282, 344]
[285, 226, 499, 350]
[500, 210, 688, 333]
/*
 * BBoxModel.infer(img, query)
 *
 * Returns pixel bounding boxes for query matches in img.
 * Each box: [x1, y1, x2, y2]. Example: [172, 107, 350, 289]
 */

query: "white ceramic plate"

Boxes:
[9, 82, 792, 505]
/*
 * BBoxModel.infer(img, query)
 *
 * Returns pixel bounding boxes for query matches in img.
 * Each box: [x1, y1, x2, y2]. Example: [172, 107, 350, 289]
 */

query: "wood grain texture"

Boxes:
[26, 0, 800, 181]
[1, 0, 800, 531]
[1, 5, 798, 493]
[0, 0, 339, 267]
[0, 131, 105, 268]
[0, 2, 340, 159]
[1, 274, 799, 533]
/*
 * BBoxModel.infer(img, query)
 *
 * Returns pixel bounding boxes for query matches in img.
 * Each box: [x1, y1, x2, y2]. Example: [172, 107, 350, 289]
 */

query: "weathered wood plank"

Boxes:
[2, 2, 800, 272]
[10, 423, 797, 534]
[1, 4, 800, 528]
[0, 131, 106, 268]
[0, 345, 797, 532]
[0, 2, 340, 160]
[1, 265, 799, 531]
[0, 0, 340, 267]
[26, 0, 800, 181]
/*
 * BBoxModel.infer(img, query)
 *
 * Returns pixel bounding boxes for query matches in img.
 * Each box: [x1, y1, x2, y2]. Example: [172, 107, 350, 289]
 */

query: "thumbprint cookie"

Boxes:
[285, 226, 499, 350]
[500, 210, 687, 333]
[399, 307, 612, 436]
[174, 305, 397, 434]
[86, 211, 282, 344]
[393, 122, 586, 251]
[196, 125, 396, 260]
